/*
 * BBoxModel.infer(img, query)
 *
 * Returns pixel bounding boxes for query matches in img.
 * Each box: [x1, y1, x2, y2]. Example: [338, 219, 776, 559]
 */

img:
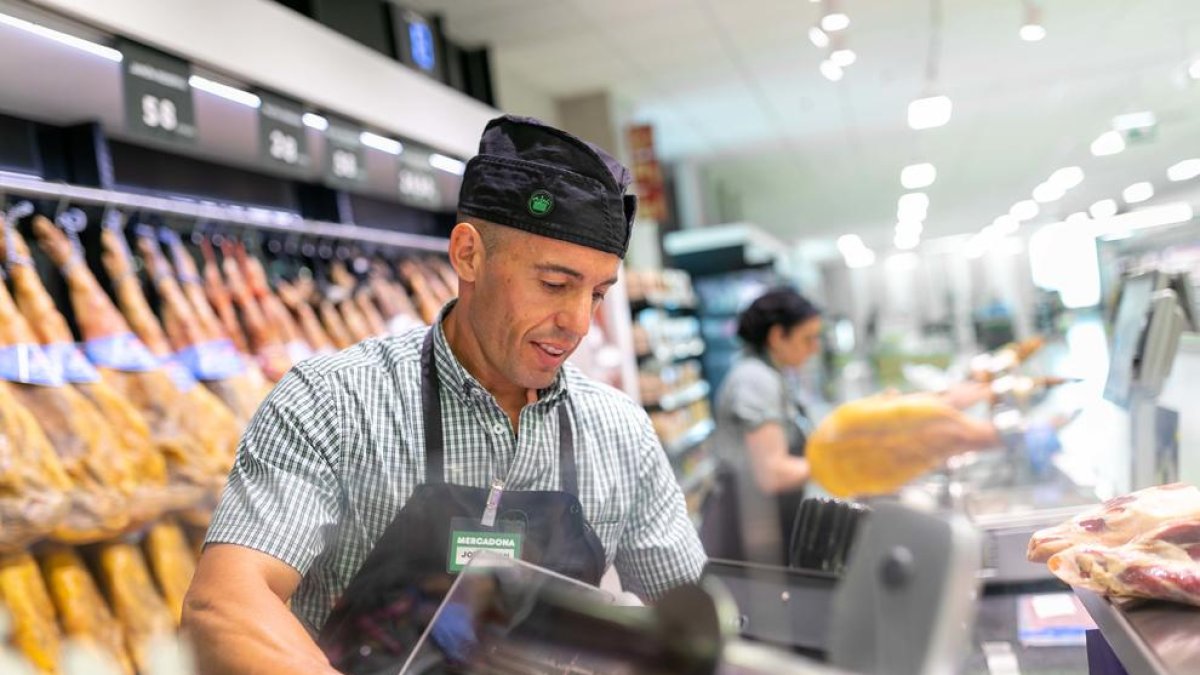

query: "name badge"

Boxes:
[447, 516, 523, 573]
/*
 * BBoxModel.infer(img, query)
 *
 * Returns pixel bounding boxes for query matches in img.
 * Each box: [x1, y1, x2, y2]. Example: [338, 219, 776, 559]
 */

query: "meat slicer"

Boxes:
[398, 499, 981, 675]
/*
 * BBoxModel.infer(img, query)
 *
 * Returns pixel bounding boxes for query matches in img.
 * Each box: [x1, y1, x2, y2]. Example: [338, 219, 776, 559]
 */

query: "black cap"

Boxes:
[457, 115, 637, 258]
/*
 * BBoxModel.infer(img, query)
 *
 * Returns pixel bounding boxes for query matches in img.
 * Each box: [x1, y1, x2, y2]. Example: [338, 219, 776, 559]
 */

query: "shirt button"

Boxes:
[491, 422, 506, 435]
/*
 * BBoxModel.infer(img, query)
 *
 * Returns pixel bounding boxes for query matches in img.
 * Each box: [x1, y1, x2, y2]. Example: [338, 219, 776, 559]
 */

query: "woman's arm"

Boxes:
[744, 421, 810, 494]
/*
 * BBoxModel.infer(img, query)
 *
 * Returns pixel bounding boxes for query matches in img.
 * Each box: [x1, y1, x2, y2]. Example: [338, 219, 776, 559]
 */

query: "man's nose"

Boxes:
[556, 293, 593, 337]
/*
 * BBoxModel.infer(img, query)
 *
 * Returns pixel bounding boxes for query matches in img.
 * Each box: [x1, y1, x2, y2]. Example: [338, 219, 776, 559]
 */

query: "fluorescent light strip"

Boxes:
[0, 11, 122, 62]
[189, 75, 261, 108]
[429, 153, 466, 175]
[1090, 202, 1192, 234]
[819, 60, 844, 82]
[1167, 158, 1200, 182]
[1122, 181, 1154, 204]
[821, 13, 850, 32]
[302, 113, 329, 131]
[1019, 24, 1046, 42]
[1090, 130, 1125, 157]
[360, 131, 404, 155]
[908, 95, 953, 130]
[901, 162, 936, 189]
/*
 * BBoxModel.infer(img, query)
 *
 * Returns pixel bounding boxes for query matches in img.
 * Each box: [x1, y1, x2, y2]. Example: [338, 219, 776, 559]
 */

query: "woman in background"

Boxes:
[703, 287, 821, 564]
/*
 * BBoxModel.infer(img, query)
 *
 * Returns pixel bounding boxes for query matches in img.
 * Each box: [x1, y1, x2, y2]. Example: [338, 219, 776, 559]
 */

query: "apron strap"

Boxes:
[420, 328, 445, 484]
[420, 324, 580, 496]
[556, 403, 577, 497]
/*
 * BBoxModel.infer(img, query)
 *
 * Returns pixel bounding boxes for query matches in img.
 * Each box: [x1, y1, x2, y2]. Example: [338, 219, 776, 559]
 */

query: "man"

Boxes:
[182, 115, 707, 674]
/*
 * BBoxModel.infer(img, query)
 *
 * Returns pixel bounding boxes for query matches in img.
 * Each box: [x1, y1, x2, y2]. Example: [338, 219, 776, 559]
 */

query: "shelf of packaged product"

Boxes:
[637, 339, 706, 366]
[629, 297, 697, 315]
[664, 418, 716, 460]
[680, 456, 719, 495]
[647, 380, 711, 414]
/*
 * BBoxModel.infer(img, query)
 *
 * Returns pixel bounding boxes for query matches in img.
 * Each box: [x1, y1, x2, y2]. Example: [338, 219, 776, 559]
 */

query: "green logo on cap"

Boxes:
[528, 190, 554, 217]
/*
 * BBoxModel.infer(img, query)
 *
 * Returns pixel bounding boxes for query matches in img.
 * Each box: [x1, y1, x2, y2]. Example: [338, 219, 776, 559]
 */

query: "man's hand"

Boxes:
[182, 544, 340, 675]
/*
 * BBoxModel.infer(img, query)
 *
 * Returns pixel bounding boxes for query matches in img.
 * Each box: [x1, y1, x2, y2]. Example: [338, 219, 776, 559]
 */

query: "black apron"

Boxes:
[700, 374, 809, 566]
[317, 330, 607, 673]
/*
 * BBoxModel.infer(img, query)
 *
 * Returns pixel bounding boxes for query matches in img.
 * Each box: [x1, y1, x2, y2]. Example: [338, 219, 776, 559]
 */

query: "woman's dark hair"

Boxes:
[736, 287, 821, 351]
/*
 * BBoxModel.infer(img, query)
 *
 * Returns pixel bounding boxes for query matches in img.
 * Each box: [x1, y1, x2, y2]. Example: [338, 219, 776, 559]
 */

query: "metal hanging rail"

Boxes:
[0, 173, 450, 253]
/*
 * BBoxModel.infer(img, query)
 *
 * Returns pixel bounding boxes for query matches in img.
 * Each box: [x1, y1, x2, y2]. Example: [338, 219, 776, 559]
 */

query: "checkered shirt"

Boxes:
[205, 308, 706, 630]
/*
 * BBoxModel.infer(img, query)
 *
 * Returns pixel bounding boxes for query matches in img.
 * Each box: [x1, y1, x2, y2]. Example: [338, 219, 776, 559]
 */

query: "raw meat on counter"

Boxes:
[1047, 517, 1200, 606]
[1028, 483, 1200, 562]
[1028, 484, 1200, 606]
[807, 392, 1001, 498]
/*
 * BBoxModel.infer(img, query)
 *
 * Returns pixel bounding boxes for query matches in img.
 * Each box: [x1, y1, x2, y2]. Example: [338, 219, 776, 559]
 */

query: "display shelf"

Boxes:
[1076, 589, 1200, 675]
[680, 456, 719, 495]
[630, 296, 696, 314]
[637, 339, 705, 365]
[664, 418, 716, 459]
[647, 380, 711, 413]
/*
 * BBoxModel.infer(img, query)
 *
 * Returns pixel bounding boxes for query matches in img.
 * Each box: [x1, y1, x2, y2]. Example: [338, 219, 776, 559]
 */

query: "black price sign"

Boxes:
[397, 152, 441, 208]
[324, 116, 365, 185]
[258, 93, 309, 170]
[119, 40, 196, 144]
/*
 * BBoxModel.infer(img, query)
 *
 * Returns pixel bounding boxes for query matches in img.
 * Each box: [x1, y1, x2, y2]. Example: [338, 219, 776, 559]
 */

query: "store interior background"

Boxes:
[0, 1, 1196, 673]
[4, 0, 1198, 496]
[413, 0, 1200, 494]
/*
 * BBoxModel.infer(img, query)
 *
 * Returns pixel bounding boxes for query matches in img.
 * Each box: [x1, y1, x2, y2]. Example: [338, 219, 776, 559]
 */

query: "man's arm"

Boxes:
[185, 365, 343, 674]
[613, 411, 707, 602]
[182, 545, 338, 675]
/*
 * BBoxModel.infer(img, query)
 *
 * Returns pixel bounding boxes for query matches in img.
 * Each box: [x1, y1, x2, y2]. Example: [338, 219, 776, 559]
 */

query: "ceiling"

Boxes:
[404, 0, 1200, 249]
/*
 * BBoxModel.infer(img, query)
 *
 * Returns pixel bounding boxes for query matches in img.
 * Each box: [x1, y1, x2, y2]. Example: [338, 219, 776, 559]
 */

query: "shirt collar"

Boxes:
[432, 300, 569, 409]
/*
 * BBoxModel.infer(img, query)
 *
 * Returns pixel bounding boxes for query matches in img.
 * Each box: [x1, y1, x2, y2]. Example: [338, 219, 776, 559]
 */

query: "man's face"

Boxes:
[462, 227, 620, 392]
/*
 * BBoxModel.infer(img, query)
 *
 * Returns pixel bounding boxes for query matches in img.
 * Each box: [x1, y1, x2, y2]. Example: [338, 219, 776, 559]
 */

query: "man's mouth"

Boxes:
[533, 342, 568, 358]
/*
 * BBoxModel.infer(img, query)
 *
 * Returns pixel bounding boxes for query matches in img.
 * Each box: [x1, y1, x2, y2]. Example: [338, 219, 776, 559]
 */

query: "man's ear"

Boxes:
[448, 222, 484, 283]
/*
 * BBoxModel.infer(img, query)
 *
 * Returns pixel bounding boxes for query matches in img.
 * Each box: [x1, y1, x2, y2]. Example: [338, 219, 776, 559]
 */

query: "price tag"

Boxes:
[258, 92, 309, 170]
[119, 40, 196, 144]
[324, 116, 365, 186]
[396, 151, 442, 208]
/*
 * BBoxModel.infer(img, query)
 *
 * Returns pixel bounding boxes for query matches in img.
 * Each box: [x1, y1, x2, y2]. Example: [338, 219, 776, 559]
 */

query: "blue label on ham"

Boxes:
[42, 342, 101, 384]
[84, 332, 160, 372]
[0, 344, 65, 387]
[176, 339, 245, 380]
[161, 355, 198, 393]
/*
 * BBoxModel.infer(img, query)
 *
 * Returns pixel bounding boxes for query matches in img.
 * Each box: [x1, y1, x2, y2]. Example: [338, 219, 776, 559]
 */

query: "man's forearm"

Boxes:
[182, 585, 338, 675]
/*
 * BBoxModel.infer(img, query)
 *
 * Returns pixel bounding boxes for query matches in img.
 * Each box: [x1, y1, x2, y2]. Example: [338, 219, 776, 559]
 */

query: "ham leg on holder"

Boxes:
[31, 215, 233, 515]
[136, 230, 268, 424]
[0, 262, 132, 542]
[2, 223, 189, 530]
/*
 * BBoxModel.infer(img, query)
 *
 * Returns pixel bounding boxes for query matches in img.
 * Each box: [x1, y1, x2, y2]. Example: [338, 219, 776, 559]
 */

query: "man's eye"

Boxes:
[592, 292, 607, 304]
[542, 281, 566, 291]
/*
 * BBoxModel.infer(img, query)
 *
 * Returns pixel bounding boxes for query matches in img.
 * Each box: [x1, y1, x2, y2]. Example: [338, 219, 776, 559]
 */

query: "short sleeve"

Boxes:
[727, 363, 785, 430]
[614, 412, 707, 601]
[205, 364, 342, 575]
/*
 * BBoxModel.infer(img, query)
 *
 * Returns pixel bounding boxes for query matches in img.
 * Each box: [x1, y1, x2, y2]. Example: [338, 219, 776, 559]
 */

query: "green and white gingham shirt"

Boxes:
[205, 307, 706, 630]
